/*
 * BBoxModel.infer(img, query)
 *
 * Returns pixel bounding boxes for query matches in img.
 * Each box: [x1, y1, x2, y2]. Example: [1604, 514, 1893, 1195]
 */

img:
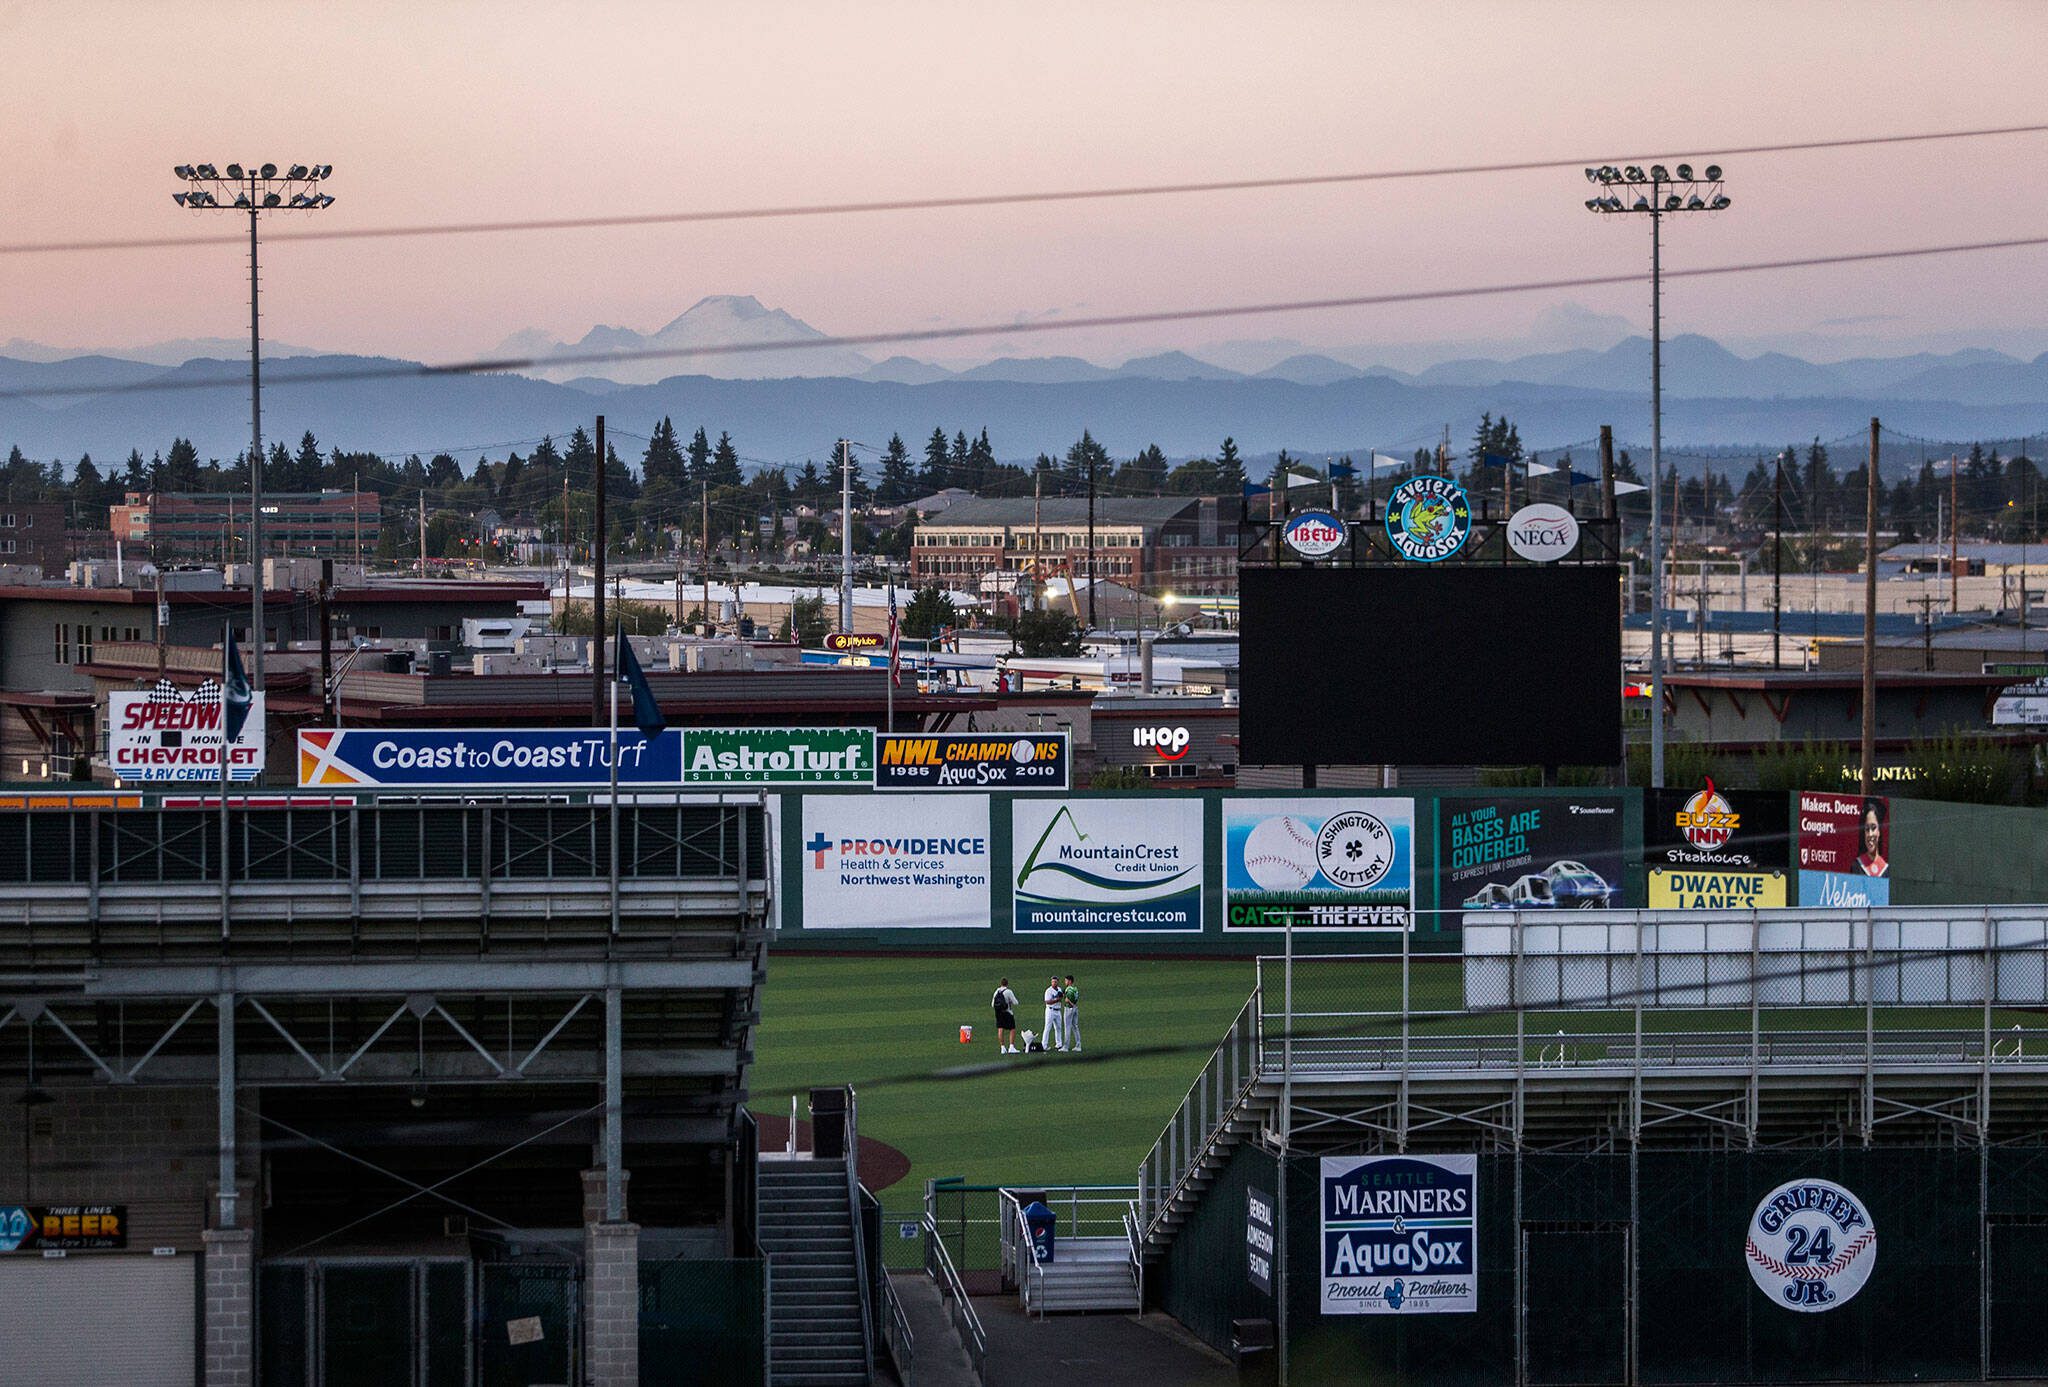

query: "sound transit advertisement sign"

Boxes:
[1320, 1156, 1477, 1315]
[298, 727, 874, 789]
[1011, 798, 1202, 933]
[1440, 794, 1625, 910]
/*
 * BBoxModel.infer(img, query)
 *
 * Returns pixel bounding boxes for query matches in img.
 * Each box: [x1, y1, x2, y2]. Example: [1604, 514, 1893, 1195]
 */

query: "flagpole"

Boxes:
[609, 618, 621, 937]
[885, 576, 896, 732]
[219, 619, 231, 938]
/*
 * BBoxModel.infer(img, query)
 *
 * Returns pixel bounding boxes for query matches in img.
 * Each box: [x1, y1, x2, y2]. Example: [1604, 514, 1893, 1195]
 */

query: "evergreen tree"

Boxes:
[708, 431, 743, 487]
[1803, 438, 1831, 532]
[902, 584, 958, 638]
[1216, 436, 1245, 493]
[921, 427, 950, 491]
[876, 432, 915, 503]
[294, 431, 323, 491]
[642, 417, 686, 488]
[967, 428, 996, 492]
[163, 438, 202, 490]
[686, 427, 711, 482]
[564, 427, 596, 493]
[1062, 430, 1109, 490]
[950, 430, 970, 488]
[1122, 444, 1169, 493]
[794, 460, 826, 507]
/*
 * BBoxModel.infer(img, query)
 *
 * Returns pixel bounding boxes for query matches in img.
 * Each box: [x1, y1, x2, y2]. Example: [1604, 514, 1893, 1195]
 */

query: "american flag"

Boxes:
[887, 578, 902, 687]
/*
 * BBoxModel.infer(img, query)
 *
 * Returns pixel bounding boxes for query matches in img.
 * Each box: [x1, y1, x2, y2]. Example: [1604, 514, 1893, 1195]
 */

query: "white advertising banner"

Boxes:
[108, 684, 266, 783]
[799, 794, 992, 929]
[1321, 1154, 1478, 1315]
[1011, 797, 1203, 933]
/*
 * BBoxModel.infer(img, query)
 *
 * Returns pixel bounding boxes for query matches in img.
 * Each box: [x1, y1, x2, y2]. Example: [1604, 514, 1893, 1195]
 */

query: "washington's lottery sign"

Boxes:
[1321, 1155, 1478, 1315]
[300, 727, 875, 789]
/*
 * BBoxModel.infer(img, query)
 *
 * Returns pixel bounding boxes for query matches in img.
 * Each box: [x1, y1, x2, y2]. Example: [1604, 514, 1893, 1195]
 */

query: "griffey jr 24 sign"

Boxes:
[1745, 1178, 1877, 1312]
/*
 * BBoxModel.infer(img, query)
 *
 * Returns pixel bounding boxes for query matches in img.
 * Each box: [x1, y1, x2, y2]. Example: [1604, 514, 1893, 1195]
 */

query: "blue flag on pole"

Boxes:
[1478, 451, 1517, 468]
[223, 633, 253, 745]
[615, 622, 667, 739]
[1329, 461, 1357, 480]
[1242, 482, 1271, 498]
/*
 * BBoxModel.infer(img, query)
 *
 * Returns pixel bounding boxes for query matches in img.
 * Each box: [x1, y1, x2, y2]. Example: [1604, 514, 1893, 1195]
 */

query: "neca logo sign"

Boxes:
[1132, 726, 1191, 761]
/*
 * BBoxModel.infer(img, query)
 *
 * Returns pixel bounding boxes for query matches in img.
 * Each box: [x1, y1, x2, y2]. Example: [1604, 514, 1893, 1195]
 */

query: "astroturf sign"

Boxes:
[298, 727, 876, 789]
[1321, 1155, 1477, 1314]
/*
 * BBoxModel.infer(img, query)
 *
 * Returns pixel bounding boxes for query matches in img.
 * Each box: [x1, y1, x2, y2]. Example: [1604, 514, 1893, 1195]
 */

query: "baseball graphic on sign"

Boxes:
[1243, 815, 1319, 891]
[1745, 1178, 1876, 1312]
[1010, 739, 1036, 763]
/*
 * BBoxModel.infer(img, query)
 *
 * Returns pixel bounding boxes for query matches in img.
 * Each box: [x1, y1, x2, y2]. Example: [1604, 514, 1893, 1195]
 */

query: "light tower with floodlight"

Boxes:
[171, 162, 334, 690]
[1582, 161, 1729, 788]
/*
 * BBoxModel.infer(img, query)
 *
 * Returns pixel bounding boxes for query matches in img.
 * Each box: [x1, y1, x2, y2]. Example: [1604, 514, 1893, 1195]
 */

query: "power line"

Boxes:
[8, 121, 2048, 257]
[12, 230, 2048, 404]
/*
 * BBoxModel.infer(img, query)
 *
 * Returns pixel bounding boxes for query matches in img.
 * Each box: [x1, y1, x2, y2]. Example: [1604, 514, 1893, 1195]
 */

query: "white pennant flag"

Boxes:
[1612, 479, 1648, 495]
[1524, 462, 1558, 476]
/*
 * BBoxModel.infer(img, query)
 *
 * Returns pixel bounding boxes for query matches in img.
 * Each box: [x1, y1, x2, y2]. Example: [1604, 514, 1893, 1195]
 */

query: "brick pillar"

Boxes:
[202, 1226, 255, 1387]
[584, 1220, 641, 1386]
[582, 1169, 639, 1387]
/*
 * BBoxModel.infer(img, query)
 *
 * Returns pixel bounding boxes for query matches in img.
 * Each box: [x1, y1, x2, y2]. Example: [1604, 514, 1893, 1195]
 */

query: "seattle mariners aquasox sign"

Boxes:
[1745, 1178, 1877, 1312]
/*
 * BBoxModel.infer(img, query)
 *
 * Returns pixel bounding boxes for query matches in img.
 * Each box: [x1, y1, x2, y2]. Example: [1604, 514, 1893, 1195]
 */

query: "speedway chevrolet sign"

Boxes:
[299, 728, 875, 789]
[109, 685, 266, 783]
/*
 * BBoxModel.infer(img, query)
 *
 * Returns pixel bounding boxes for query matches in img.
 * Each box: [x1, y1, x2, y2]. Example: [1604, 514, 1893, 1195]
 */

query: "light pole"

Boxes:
[173, 162, 334, 690]
[1583, 161, 1729, 787]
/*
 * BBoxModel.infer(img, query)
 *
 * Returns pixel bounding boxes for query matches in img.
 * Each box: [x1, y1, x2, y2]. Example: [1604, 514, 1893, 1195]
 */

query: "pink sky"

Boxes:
[4, 0, 2047, 364]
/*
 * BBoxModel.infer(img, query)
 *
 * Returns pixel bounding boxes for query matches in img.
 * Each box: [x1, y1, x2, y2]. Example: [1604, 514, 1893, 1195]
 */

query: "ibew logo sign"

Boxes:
[1133, 726, 1191, 761]
[1320, 1155, 1477, 1315]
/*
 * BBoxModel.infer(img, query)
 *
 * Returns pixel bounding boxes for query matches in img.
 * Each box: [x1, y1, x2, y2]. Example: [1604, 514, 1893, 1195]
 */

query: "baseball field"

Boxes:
[748, 954, 1261, 1199]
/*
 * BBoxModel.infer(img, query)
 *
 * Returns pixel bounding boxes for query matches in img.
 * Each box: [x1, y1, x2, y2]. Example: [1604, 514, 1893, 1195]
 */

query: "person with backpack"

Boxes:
[992, 977, 1020, 1055]
[1061, 974, 1081, 1053]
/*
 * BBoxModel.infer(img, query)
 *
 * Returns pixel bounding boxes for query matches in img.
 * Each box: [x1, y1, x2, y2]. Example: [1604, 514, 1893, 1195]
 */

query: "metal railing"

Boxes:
[998, 1189, 1048, 1317]
[921, 1207, 987, 1386]
[997, 1184, 1143, 1317]
[1139, 990, 1260, 1231]
[841, 1085, 876, 1378]
[1122, 1200, 1145, 1310]
[1140, 908, 2048, 1243]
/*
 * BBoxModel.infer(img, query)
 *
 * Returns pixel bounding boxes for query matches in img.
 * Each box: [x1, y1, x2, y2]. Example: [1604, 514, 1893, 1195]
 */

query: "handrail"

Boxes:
[998, 1189, 1049, 1318]
[1139, 990, 1260, 1238]
[922, 1211, 987, 1386]
[1123, 1200, 1145, 1310]
[878, 1253, 915, 1387]
[842, 1084, 875, 1377]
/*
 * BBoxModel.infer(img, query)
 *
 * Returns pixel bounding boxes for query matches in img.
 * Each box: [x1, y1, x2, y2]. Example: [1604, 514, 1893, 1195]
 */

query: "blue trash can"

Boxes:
[1023, 1201, 1057, 1264]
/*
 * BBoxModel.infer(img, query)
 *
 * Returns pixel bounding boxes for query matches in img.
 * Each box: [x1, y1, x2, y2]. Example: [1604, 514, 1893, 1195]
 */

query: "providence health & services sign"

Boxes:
[299, 727, 875, 789]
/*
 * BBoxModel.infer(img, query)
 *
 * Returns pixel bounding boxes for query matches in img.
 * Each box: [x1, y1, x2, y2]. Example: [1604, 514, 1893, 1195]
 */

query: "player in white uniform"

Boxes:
[1043, 977, 1066, 1051]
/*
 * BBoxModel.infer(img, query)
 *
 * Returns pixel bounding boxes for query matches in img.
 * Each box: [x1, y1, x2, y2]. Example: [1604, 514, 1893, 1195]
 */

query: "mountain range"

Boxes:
[8, 295, 2048, 473]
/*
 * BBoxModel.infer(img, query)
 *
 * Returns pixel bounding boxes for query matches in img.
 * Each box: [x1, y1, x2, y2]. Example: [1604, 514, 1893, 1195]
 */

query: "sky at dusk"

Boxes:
[5, 0, 2048, 368]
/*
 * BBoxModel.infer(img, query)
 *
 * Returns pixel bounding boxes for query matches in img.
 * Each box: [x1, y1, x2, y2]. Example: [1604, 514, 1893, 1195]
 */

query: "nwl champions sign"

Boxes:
[1321, 1155, 1477, 1315]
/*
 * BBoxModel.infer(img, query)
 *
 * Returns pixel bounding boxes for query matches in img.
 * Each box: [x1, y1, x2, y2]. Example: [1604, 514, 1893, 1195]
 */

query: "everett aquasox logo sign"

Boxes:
[1384, 476, 1471, 562]
[1745, 1178, 1876, 1312]
[1282, 510, 1348, 560]
[1320, 1155, 1478, 1315]
[1505, 503, 1581, 562]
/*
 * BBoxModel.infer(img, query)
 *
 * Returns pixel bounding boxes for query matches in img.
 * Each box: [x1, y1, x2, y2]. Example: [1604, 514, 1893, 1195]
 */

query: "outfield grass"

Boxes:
[748, 954, 1258, 1196]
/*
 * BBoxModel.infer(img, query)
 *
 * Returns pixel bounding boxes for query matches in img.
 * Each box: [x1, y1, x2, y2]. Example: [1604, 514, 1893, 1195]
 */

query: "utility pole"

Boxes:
[1860, 418, 1880, 796]
[1599, 425, 1616, 525]
[353, 471, 362, 571]
[318, 559, 334, 724]
[1087, 447, 1098, 630]
[1772, 452, 1785, 670]
[1950, 453, 1960, 614]
[1908, 594, 1942, 671]
[416, 493, 426, 579]
[702, 479, 711, 632]
[839, 440, 854, 633]
[593, 415, 607, 724]
[1032, 469, 1044, 610]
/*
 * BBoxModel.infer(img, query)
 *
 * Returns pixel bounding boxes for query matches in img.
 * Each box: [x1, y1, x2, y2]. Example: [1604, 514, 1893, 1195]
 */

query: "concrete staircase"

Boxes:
[1019, 1236, 1142, 1314]
[1144, 1081, 1278, 1255]
[760, 1158, 870, 1387]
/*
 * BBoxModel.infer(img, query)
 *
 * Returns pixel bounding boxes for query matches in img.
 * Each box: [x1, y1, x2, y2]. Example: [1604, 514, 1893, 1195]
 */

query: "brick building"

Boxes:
[110, 489, 381, 560]
[910, 495, 1239, 596]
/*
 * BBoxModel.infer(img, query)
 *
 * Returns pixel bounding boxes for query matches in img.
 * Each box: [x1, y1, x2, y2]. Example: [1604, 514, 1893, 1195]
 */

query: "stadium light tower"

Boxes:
[1582, 161, 1729, 787]
[172, 162, 335, 690]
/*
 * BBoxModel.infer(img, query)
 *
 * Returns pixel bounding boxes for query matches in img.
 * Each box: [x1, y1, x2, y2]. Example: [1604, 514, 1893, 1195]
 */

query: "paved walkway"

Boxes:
[976, 1293, 1236, 1387]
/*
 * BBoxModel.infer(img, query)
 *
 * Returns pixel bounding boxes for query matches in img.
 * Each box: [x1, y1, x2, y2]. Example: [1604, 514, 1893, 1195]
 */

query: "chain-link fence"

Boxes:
[477, 1262, 579, 1387]
[639, 1257, 767, 1387]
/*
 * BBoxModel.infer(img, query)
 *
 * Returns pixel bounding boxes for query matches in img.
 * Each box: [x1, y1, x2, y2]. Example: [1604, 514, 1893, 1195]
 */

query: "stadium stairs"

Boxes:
[761, 1157, 872, 1386]
[1020, 1237, 1143, 1314]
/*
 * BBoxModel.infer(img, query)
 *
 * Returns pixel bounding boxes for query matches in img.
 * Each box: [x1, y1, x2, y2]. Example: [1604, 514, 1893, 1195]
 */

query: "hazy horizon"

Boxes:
[5, 0, 2048, 375]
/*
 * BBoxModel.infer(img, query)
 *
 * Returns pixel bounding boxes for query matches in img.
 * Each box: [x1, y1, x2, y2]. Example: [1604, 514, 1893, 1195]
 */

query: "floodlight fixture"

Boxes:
[1576, 158, 1732, 790]
[1585, 167, 1600, 184]
[168, 160, 335, 694]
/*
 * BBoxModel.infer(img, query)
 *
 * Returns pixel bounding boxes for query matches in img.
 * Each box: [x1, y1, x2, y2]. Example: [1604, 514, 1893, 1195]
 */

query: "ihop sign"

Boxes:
[1283, 510, 1348, 560]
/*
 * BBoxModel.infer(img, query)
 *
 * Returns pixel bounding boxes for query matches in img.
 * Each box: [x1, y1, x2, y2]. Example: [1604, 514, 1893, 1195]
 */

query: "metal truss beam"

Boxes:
[70, 1048, 740, 1086]
[46, 958, 755, 998]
